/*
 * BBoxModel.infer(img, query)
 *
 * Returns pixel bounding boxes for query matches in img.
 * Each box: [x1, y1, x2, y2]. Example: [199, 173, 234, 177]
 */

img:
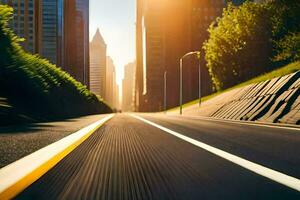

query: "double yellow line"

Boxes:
[0, 114, 114, 200]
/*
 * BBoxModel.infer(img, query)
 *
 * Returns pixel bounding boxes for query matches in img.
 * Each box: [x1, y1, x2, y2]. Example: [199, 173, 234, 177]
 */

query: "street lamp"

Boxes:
[164, 71, 167, 113]
[179, 51, 201, 115]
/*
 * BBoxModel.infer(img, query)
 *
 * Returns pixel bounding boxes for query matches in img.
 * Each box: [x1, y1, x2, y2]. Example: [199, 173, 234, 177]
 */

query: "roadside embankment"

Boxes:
[171, 71, 300, 125]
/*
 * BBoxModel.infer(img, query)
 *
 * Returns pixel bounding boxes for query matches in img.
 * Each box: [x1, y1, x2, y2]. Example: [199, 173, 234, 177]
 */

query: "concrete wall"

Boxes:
[178, 71, 300, 125]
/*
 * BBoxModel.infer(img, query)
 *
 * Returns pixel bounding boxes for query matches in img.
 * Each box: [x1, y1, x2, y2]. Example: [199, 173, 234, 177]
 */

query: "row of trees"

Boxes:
[0, 5, 112, 121]
[203, 0, 300, 90]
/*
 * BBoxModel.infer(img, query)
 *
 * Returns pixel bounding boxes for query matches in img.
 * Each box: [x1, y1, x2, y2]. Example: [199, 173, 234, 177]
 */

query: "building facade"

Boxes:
[40, 0, 63, 64]
[0, 0, 37, 53]
[106, 56, 118, 108]
[122, 61, 136, 112]
[64, 0, 89, 86]
[0, 0, 90, 87]
[135, 0, 167, 112]
[135, 0, 226, 112]
[90, 29, 107, 98]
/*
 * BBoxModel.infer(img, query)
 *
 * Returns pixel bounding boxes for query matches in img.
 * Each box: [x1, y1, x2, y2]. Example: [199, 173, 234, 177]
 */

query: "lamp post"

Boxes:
[197, 53, 201, 107]
[164, 71, 167, 113]
[179, 51, 201, 115]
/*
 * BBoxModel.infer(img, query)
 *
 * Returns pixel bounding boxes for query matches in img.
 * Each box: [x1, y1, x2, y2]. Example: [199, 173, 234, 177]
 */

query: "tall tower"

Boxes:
[134, 0, 144, 111]
[64, 0, 90, 87]
[39, 0, 64, 64]
[0, 0, 37, 53]
[0, 0, 64, 64]
[122, 61, 136, 112]
[106, 56, 117, 108]
[90, 29, 107, 98]
[135, 0, 167, 112]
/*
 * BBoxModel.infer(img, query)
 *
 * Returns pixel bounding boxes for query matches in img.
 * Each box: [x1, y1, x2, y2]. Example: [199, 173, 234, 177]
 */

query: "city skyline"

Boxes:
[90, 29, 107, 99]
[0, 1, 299, 199]
[90, 0, 136, 86]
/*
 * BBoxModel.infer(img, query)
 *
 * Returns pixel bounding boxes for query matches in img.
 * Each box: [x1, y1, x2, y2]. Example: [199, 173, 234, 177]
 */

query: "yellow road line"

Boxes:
[0, 114, 114, 200]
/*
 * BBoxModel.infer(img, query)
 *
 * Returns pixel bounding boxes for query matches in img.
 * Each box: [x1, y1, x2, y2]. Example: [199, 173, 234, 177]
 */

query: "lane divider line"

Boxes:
[0, 114, 114, 200]
[175, 115, 300, 131]
[131, 114, 300, 192]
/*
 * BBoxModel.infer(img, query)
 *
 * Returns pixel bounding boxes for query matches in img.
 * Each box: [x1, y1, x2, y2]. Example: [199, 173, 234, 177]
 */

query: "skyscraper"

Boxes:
[106, 56, 117, 108]
[64, 0, 90, 86]
[39, 0, 63, 64]
[135, 0, 167, 112]
[0, 0, 37, 53]
[90, 29, 107, 98]
[135, 0, 226, 112]
[134, 0, 144, 112]
[122, 61, 136, 112]
[115, 84, 120, 110]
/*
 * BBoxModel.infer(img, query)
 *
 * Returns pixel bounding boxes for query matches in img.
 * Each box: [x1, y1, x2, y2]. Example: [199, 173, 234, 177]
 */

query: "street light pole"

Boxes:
[198, 55, 201, 107]
[180, 59, 183, 115]
[179, 51, 201, 115]
[164, 71, 167, 113]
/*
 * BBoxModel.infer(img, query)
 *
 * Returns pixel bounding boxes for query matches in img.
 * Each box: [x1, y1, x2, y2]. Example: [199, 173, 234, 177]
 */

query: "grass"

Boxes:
[168, 61, 300, 112]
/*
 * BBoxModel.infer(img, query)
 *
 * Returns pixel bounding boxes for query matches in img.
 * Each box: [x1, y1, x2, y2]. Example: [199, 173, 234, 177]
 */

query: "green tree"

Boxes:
[203, 2, 272, 90]
[269, 0, 300, 63]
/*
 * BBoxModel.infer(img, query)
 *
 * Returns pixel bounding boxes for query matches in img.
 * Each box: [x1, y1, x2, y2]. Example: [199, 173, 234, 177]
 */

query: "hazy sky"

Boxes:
[90, 0, 136, 85]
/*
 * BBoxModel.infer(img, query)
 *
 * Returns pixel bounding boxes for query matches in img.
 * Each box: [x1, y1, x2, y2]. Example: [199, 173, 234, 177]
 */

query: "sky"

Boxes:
[90, 0, 136, 86]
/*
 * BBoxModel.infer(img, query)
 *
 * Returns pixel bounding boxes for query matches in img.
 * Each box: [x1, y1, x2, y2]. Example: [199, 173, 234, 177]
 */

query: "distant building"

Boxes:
[0, 0, 89, 86]
[114, 84, 121, 110]
[39, 0, 64, 64]
[115, 84, 120, 110]
[64, 0, 90, 86]
[135, 0, 166, 112]
[0, 0, 38, 53]
[135, 0, 226, 112]
[106, 56, 118, 108]
[90, 29, 107, 98]
[122, 61, 136, 112]
[0, 0, 64, 65]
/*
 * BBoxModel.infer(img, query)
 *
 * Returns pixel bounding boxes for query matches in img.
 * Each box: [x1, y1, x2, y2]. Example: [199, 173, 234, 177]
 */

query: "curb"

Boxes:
[0, 114, 114, 200]
[165, 114, 300, 131]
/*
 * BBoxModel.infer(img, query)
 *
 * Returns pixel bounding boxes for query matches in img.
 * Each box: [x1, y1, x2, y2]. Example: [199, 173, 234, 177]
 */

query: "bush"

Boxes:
[273, 32, 300, 62]
[0, 5, 112, 121]
[269, 0, 300, 63]
[203, 2, 273, 90]
[203, 1, 300, 91]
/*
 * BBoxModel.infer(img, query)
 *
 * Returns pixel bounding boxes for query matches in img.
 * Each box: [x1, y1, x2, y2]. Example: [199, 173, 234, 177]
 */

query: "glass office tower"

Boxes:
[40, 0, 64, 65]
[0, 0, 36, 53]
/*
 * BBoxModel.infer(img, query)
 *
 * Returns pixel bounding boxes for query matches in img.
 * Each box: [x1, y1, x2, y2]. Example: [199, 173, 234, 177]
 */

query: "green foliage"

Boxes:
[273, 32, 300, 62]
[203, 1, 300, 91]
[269, 0, 300, 63]
[203, 2, 273, 90]
[0, 5, 112, 120]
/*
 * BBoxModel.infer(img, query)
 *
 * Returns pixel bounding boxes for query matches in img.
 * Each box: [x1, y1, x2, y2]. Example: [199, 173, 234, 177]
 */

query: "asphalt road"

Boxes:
[0, 114, 109, 168]
[17, 114, 300, 200]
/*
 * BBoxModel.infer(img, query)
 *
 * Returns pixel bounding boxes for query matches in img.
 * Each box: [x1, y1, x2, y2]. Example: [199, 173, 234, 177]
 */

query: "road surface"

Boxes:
[17, 114, 300, 200]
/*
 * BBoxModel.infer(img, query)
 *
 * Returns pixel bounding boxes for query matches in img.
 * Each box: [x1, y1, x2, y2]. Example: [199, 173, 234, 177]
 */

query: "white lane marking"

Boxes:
[131, 114, 300, 192]
[180, 115, 300, 131]
[164, 114, 300, 131]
